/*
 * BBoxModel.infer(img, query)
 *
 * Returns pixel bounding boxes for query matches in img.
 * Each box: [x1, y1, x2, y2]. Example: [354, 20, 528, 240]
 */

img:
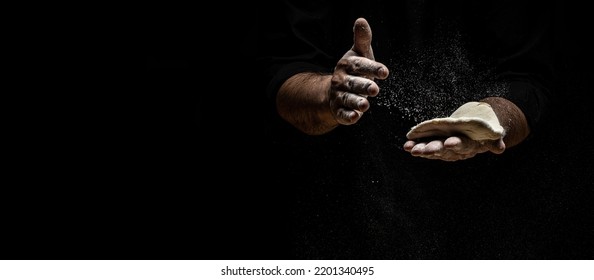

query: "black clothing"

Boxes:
[256, 0, 557, 136]
[250, 0, 594, 260]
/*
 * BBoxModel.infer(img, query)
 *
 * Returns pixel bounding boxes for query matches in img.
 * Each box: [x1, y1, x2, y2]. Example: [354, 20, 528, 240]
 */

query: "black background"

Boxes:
[144, 2, 593, 260]
[3, 2, 591, 260]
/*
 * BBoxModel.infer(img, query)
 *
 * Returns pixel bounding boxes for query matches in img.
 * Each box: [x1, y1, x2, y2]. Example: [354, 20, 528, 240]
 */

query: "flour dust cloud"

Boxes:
[375, 33, 509, 124]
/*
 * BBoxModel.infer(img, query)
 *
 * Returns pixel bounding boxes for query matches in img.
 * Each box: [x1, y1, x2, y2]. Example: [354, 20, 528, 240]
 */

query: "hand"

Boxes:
[276, 18, 390, 135]
[403, 102, 507, 161]
[403, 136, 505, 161]
[330, 18, 389, 125]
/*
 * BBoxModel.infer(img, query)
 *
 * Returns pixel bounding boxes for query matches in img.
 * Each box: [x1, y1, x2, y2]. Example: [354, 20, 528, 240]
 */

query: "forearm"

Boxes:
[480, 97, 530, 148]
[276, 72, 338, 135]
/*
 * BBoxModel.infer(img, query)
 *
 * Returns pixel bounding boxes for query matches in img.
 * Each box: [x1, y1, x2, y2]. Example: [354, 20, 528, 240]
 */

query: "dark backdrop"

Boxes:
[2, 2, 590, 260]
[140, 1, 593, 259]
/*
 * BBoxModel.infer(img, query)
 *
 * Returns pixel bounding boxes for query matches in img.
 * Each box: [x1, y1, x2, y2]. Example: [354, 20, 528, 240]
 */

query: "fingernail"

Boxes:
[378, 67, 388, 77]
[358, 99, 369, 111]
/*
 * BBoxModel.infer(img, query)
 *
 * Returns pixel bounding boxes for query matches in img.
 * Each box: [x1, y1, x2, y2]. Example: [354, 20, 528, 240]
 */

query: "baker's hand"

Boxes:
[403, 102, 506, 161]
[330, 18, 389, 125]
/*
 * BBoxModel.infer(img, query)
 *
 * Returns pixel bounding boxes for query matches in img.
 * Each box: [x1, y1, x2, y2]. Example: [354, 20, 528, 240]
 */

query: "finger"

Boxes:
[444, 136, 483, 154]
[410, 141, 444, 155]
[443, 136, 464, 150]
[410, 143, 427, 155]
[330, 90, 363, 124]
[336, 56, 389, 80]
[403, 140, 416, 152]
[422, 140, 445, 154]
[346, 94, 371, 112]
[352, 18, 374, 59]
[333, 74, 380, 97]
[335, 108, 362, 125]
[489, 138, 506, 154]
[332, 91, 370, 112]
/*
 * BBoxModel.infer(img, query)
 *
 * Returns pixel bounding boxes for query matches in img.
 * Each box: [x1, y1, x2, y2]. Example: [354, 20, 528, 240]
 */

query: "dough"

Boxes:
[406, 102, 505, 140]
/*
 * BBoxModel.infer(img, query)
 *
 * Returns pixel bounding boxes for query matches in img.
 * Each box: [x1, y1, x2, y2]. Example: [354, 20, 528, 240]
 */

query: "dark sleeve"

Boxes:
[480, 0, 559, 137]
[254, 1, 345, 114]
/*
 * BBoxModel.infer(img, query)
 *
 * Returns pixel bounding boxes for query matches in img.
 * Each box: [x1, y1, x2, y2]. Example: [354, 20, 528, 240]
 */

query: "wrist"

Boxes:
[277, 73, 337, 135]
[480, 97, 530, 148]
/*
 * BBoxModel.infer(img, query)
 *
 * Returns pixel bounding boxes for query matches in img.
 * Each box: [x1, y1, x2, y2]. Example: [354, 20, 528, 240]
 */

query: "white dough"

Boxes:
[406, 102, 505, 140]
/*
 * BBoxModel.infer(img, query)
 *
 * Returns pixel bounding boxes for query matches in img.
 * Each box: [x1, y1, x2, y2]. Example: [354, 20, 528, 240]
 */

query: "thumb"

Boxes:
[352, 18, 374, 60]
[489, 138, 506, 154]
